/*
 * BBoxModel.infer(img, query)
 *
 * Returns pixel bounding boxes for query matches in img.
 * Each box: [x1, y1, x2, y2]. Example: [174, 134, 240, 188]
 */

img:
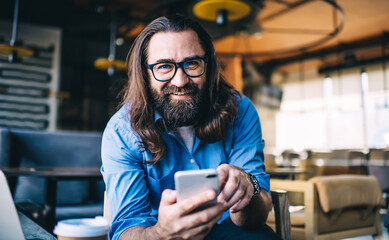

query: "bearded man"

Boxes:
[101, 15, 280, 240]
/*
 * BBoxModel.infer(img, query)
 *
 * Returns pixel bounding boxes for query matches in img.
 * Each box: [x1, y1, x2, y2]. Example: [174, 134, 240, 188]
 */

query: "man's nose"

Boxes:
[169, 67, 189, 87]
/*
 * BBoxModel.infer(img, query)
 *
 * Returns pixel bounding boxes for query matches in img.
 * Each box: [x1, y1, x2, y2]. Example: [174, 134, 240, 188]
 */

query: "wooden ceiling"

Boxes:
[109, 0, 389, 69]
[2, 0, 388, 70]
[213, 0, 389, 64]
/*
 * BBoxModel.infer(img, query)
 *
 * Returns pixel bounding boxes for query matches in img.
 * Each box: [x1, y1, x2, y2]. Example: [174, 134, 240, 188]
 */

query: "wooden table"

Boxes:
[0, 167, 102, 232]
[267, 168, 313, 180]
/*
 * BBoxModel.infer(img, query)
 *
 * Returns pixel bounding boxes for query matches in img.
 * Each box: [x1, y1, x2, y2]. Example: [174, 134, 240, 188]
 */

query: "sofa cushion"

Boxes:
[310, 175, 383, 213]
[318, 206, 377, 234]
[14, 178, 90, 206]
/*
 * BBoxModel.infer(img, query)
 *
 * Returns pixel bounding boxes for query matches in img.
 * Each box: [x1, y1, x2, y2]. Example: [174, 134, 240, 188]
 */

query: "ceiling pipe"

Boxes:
[266, 32, 389, 68]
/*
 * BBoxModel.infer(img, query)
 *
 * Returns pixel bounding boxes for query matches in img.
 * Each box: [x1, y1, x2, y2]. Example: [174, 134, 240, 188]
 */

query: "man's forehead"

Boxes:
[147, 30, 205, 62]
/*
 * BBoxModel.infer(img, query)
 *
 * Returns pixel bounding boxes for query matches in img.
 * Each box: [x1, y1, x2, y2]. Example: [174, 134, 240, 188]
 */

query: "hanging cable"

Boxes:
[0, 0, 34, 63]
[93, 10, 126, 77]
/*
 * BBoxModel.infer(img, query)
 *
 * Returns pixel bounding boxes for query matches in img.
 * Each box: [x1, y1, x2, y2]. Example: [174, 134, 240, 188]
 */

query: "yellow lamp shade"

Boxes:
[193, 0, 251, 22]
[94, 58, 126, 71]
[0, 44, 34, 58]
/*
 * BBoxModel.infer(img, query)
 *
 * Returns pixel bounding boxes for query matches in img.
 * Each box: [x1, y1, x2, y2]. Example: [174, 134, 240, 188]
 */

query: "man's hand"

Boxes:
[216, 164, 272, 229]
[120, 166, 269, 239]
[216, 164, 254, 213]
[153, 189, 225, 240]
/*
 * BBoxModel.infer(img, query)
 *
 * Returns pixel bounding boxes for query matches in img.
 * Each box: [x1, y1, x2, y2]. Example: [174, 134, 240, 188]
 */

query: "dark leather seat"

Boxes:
[0, 128, 104, 229]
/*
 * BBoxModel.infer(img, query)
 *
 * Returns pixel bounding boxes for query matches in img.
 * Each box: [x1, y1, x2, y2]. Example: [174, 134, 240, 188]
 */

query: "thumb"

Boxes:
[217, 164, 229, 190]
[160, 189, 177, 206]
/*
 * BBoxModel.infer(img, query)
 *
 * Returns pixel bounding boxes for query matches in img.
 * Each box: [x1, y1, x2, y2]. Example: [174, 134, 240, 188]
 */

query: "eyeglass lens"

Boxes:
[152, 59, 205, 81]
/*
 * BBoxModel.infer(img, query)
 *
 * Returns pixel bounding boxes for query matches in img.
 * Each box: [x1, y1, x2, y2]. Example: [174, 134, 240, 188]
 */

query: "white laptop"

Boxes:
[0, 170, 25, 240]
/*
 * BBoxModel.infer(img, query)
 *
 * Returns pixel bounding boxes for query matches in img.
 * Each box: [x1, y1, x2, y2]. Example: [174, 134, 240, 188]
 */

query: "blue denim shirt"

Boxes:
[101, 95, 269, 240]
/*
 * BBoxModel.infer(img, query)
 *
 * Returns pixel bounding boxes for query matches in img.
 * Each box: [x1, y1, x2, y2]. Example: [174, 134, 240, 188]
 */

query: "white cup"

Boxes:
[53, 216, 110, 240]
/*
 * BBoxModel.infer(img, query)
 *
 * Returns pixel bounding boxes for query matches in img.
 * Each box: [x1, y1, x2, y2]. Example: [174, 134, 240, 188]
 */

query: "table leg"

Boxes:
[43, 178, 57, 233]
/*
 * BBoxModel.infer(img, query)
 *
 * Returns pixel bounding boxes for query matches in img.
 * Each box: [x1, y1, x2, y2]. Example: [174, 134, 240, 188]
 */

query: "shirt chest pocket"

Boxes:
[146, 171, 175, 208]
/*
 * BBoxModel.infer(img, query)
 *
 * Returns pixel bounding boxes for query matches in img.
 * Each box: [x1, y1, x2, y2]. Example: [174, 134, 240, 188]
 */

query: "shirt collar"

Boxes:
[155, 111, 168, 131]
[155, 111, 162, 123]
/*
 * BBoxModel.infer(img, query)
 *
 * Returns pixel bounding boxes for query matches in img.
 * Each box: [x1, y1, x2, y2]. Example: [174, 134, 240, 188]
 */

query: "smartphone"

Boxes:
[174, 169, 219, 211]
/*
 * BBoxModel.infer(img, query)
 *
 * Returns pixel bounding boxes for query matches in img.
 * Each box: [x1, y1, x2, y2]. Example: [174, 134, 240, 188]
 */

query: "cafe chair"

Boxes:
[281, 150, 304, 168]
[0, 127, 104, 230]
[347, 150, 369, 175]
[270, 190, 292, 240]
[268, 175, 384, 240]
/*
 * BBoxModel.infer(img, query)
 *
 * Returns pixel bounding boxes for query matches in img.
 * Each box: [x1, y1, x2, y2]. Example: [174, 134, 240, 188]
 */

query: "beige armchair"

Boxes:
[268, 175, 384, 240]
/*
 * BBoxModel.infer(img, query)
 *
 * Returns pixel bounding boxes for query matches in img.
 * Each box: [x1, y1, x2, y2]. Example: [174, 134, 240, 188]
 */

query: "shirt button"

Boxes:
[190, 159, 195, 164]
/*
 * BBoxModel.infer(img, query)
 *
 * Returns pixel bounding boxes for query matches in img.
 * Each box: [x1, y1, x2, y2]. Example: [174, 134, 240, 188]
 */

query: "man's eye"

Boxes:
[156, 64, 173, 71]
[185, 60, 201, 69]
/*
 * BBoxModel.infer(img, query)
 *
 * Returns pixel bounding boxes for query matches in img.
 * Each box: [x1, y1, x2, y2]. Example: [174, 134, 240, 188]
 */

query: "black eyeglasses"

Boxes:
[145, 57, 207, 82]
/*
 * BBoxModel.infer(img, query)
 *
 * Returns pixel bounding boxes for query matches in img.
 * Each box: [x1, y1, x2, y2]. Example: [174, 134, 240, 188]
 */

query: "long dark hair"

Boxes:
[122, 15, 239, 163]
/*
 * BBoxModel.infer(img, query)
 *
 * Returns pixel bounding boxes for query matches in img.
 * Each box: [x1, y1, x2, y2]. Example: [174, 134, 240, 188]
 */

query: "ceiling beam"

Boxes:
[318, 55, 389, 74]
[265, 32, 389, 68]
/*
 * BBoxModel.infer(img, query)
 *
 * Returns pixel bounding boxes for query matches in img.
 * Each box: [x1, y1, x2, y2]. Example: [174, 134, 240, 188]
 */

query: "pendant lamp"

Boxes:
[0, 0, 34, 63]
[94, 11, 126, 76]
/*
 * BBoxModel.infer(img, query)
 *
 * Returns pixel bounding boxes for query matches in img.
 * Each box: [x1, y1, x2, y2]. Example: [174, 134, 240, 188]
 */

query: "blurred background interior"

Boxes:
[0, 0, 388, 239]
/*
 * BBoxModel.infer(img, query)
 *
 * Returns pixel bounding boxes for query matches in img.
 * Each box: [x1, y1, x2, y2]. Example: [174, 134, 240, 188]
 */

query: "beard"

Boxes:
[150, 82, 206, 129]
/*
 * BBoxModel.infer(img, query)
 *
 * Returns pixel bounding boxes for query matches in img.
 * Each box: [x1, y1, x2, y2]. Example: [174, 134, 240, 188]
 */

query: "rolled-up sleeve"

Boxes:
[101, 121, 157, 240]
[227, 96, 270, 194]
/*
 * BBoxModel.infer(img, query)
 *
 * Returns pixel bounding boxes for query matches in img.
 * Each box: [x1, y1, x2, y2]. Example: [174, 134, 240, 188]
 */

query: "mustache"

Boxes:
[161, 83, 199, 95]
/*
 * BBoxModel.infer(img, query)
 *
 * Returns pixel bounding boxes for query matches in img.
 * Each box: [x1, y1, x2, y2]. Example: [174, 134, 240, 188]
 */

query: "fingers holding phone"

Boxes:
[154, 170, 225, 239]
[216, 164, 254, 212]
[173, 191, 225, 238]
